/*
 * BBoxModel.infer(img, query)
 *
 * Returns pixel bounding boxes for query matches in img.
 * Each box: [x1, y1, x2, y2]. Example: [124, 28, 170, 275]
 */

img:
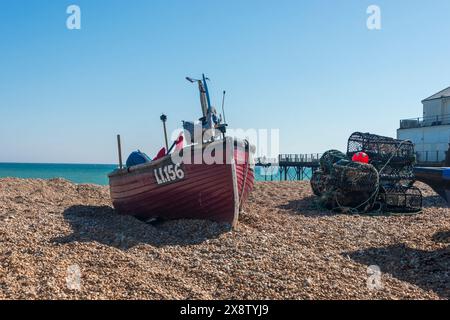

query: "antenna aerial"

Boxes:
[221, 90, 227, 124]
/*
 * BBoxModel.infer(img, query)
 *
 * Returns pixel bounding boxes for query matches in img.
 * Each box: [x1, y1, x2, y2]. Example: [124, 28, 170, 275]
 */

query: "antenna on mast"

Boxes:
[221, 90, 227, 124]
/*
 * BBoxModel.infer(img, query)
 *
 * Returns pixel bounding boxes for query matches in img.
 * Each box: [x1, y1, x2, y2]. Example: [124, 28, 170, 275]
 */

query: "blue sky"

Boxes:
[1, 0, 449, 164]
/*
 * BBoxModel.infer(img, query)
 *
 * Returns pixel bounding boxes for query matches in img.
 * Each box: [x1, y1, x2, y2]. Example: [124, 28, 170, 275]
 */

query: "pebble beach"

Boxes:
[0, 178, 449, 299]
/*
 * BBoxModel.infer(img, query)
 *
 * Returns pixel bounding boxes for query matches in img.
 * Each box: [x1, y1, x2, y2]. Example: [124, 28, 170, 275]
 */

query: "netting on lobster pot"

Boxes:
[347, 132, 416, 184]
[347, 132, 416, 166]
[330, 160, 379, 193]
[378, 185, 422, 213]
[378, 164, 415, 185]
[311, 170, 328, 196]
[316, 160, 380, 212]
[319, 150, 348, 173]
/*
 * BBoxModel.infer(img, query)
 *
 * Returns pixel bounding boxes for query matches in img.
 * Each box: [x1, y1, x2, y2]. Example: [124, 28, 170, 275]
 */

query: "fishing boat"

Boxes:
[108, 75, 255, 226]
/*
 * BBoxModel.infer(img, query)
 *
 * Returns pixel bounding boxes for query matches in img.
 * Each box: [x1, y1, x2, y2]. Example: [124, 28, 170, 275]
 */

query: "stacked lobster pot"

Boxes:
[311, 132, 422, 214]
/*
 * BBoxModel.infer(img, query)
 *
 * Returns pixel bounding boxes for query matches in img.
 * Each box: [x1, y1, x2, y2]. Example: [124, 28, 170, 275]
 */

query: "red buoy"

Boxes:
[352, 152, 370, 164]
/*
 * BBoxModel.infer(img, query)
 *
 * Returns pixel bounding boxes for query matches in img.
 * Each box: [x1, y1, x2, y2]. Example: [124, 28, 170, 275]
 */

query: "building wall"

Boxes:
[397, 125, 450, 162]
[423, 97, 450, 125]
[423, 99, 441, 118]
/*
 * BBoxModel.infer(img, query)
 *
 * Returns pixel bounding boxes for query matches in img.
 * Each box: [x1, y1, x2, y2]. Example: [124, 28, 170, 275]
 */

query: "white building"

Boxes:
[397, 87, 450, 163]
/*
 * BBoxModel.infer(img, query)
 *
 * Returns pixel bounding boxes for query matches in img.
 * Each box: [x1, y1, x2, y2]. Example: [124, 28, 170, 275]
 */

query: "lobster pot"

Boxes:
[315, 161, 379, 212]
[347, 132, 415, 165]
[347, 132, 416, 184]
[311, 170, 327, 196]
[319, 150, 348, 173]
[316, 185, 378, 212]
[379, 185, 422, 213]
[379, 165, 415, 185]
[331, 160, 378, 193]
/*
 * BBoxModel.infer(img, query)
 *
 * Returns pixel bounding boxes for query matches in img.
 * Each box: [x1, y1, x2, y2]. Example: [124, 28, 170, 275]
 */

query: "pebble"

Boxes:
[0, 178, 448, 299]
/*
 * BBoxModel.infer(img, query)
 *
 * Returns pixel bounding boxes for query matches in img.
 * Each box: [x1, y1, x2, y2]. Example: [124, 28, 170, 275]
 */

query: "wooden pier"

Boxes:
[256, 154, 321, 181]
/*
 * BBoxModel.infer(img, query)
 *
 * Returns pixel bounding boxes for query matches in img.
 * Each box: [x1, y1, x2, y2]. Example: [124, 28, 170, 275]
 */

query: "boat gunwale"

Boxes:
[108, 137, 255, 178]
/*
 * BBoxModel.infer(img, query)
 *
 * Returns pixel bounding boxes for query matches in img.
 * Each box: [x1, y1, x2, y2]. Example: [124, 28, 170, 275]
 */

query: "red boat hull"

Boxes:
[109, 138, 254, 226]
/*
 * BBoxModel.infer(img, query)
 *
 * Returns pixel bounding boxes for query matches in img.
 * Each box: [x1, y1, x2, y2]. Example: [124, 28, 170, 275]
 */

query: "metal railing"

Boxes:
[400, 114, 450, 129]
[278, 154, 322, 163]
[415, 151, 445, 163]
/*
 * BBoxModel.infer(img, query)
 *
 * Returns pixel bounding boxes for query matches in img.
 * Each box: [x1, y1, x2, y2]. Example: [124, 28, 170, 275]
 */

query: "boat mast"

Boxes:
[198, 80, 208, 119]
[186, 75, 228, 139]
[202, 74, 212, 111]
[186, 76, 209, 119]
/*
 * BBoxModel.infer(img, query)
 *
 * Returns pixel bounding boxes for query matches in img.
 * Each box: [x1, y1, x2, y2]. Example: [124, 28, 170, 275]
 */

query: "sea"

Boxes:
[0, 163, 311, 186]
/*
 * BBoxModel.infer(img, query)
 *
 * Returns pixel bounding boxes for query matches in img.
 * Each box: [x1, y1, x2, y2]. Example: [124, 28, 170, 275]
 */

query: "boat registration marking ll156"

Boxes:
[154, 163, 185, 185]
